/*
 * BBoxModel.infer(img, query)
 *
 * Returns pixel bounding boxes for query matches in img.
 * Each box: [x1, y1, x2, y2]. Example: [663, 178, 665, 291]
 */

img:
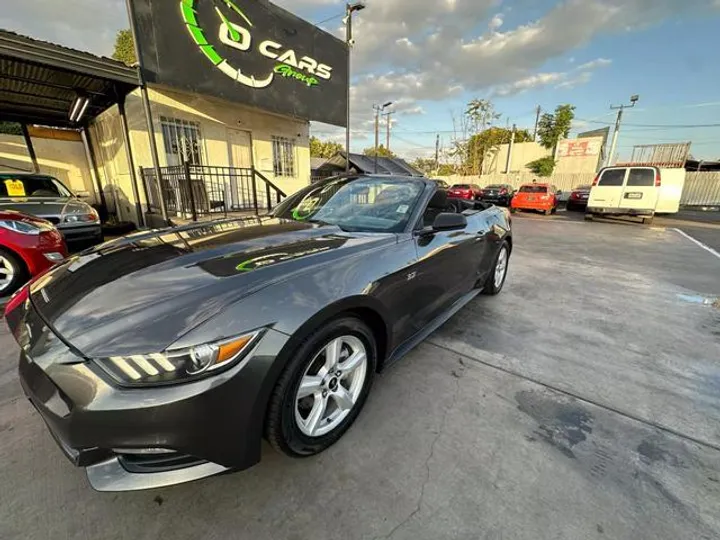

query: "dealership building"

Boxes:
[0, 0, 347, 225]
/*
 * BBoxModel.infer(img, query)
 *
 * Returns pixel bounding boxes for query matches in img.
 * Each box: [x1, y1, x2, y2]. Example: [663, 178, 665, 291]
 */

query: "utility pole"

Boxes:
[532, 105, 541, 141]
[384, 110, 394, 151]
[606, 94, 639, 167]
[372, 101, 393, 173]
[344, 2, 366, 172]
[435, 134, 440, 174]
[505, 124, 516, 174]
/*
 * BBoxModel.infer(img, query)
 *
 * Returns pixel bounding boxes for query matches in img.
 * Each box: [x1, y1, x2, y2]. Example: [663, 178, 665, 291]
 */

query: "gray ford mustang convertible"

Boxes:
[6, 174, 512, 491]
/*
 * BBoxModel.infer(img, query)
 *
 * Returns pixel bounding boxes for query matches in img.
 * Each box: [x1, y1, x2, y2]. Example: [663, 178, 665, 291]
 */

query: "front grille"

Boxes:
[117, 452, 207, 474]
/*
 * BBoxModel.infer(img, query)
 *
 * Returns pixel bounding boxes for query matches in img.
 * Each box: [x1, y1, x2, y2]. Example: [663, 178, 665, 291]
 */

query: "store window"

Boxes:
[272, 136, 296, 177]
[161, 117, 205, 166]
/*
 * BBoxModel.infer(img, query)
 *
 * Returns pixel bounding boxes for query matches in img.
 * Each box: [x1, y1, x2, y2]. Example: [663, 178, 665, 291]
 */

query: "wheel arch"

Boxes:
[0, 244, 30, 279]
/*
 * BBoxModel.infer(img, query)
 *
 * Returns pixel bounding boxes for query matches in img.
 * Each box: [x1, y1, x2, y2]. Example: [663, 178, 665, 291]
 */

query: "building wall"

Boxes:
[483, 137, 603, 175]
[0, 130, 97, 202]
[90, 86, 311, 224]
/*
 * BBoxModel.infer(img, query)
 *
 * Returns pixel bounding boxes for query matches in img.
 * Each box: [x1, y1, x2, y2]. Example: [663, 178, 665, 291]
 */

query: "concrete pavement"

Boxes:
[0, 216, 719, 540]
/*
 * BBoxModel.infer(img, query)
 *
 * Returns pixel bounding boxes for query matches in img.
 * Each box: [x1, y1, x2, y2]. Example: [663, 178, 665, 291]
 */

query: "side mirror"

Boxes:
[433, 212, 467, 231]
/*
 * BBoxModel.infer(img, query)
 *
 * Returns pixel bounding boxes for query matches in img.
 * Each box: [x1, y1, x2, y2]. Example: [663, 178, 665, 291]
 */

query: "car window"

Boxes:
[452, 184, 471, 189]
[597, 168, 626, 186]
[519, 185, 547, 193]
[273, 176, 424, 233]
[486, 185, 503, 189]
[0, 174, 72, 198]
[574, 185, 591, 190]
[626, 169, 655, 187]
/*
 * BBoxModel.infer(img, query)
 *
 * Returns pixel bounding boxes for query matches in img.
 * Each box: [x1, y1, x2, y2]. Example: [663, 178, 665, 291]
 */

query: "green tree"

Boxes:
[0, 121, 22, 135]
[411, 157, 438, 175]
[112, 29, 136, 66]
[526, 156, 557, 177]
[466, 126, 532, 174]
[537, 104, 575, 151]
[363, 144, 395, 158]
[309, 137, 343, 159]
[465, 99, 502, 174]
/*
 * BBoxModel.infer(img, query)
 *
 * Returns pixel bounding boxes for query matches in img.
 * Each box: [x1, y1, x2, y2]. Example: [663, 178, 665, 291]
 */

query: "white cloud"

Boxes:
[576, 58, 612, 70]
[489, 14, 504, 31]
[494, 72, 567, 96]
[0, 0, 127, 56]
[556, 71, 594, 89]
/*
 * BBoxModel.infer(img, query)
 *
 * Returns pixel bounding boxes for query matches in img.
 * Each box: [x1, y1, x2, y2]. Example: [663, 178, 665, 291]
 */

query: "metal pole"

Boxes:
[118, 97, 145, 227]
[125, 0, 169, 223]
[345, 4, 352, 173]
[81, 127, 108, 213]
[434, 134, 440, 175]
[20, 124, 39, 173]
[505, 124, 516, 174]
[606, 107, 623, 167]
[532, 105, 541, 141]
[374, 106, 379, 173]
[385, 111, 393, 151]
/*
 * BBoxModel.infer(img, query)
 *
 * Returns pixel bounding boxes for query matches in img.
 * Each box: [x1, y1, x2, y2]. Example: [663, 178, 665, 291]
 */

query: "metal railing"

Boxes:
[140, 163, 287, 222]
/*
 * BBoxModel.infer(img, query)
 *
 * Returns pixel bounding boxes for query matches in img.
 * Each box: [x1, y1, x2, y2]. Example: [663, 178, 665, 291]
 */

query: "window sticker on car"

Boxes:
[4, 179, 26, 197]
[396, 204, 409, 214]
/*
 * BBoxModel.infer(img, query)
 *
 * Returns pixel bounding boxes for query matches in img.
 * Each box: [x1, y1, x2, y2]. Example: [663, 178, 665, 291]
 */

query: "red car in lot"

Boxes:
[449, 183, 483, 200]
[0, 210, 67, 296]
[566, 184, 592, 211]
[510, 183, 560, 215]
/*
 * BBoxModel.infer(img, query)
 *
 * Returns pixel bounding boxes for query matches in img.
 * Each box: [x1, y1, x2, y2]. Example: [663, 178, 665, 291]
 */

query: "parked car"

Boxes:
[586, 166, 686, 224]
[478, 184, 515, 206]
[6, 174, 512, 492]
[449, 183, 483, 200]
[0, 210, 67, 296]
[0, 173, 102, 246]
[566, 185, 592, 211]
[510, 183, 560, 215]
[432, 179, 450, 189]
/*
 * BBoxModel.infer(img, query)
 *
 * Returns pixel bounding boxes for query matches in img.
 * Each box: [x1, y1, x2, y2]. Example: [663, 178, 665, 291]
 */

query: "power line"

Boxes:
[314, 12, 344, 25]
[575, 118, 720, 129]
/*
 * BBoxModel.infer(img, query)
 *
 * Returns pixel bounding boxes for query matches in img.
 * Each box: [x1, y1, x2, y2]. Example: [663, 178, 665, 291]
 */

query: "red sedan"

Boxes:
[510, 183, 560, 215]
[448, 183, 483, 200]
[0, 210, 67, 296]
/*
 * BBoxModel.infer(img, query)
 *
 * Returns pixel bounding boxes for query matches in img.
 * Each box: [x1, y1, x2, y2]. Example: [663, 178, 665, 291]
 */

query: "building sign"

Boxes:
[557, 139, 602, 158]
[131, 0, 348, 126]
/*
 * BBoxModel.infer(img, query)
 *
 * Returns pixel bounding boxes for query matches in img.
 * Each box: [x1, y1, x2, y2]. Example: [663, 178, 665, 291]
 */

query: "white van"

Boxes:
[586, 166, 686, 224]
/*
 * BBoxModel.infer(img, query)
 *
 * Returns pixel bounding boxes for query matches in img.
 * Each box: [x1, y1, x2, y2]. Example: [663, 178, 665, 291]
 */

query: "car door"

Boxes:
[410, 209, 488, 333]
[589, 167, 627, 209]
[618, 167, 658, 211]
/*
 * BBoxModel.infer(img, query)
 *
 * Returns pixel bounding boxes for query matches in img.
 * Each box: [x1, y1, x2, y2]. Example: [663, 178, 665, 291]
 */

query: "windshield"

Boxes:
[451, 184, 472, 189]
[273, 176, 424, 233]
[519, 185, 548, 193]
[486, 185, 505, 189]
[0, 174, 73, 198]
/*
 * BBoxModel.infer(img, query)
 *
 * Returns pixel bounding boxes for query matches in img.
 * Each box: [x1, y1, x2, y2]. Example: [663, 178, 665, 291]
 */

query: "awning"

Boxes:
[0, 30, 139, 128]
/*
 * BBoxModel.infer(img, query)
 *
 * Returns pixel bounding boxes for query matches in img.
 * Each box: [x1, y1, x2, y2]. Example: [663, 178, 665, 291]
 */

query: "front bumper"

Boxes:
[57, 223, 102, 244]
[14, 301, 289, 491]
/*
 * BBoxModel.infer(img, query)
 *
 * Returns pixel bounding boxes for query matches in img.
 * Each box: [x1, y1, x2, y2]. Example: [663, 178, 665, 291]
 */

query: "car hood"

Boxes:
[0, 197, 89, 218]
[29, 216, 395, 357]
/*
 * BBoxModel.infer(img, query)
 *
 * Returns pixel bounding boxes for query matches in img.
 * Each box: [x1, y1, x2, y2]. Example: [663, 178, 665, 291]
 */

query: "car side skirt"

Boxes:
[383, 289, 480, 370]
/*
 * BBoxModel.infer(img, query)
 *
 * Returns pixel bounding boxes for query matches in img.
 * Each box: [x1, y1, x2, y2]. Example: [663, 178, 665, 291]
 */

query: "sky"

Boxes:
[3, 0, 720, 161]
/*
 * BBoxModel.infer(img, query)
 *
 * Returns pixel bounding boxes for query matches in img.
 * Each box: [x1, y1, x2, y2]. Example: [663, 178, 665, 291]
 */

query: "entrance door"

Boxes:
[588, 167, 627, 209]
[227, 129, 253, 210]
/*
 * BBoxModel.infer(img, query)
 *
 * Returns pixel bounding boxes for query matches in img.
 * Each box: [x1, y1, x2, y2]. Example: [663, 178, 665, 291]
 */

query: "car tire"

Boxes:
[642, 216, 654, 225]
[0, 248, 28, 297]
[584, 213, 593, 221]
[266, 317, 376, 458]
[510, 208, 517, 213]
[545, 208, 553, 216]
[481, 241, 510, 295]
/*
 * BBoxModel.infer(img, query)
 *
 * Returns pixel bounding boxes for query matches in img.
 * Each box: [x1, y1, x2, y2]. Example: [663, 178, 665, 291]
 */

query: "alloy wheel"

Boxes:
[294, 335, 368, 437]
[0, 255, 16, 293]
[494, 246, 508, 289]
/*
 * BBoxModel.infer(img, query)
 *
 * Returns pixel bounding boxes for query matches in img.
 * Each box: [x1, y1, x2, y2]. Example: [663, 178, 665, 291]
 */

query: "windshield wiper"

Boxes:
[307, 218, 346, 232]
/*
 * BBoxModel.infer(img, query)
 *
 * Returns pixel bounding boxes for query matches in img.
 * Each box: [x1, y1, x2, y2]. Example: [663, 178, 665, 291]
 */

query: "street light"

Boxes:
[606, 94, 640, 166]
[344, 2, 366, 172]
[373, 101, 393, 173]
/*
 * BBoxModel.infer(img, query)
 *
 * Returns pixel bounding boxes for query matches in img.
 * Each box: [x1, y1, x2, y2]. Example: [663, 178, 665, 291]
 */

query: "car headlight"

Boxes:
[93, 330, 263, 386]
[0, 219, 42, 235]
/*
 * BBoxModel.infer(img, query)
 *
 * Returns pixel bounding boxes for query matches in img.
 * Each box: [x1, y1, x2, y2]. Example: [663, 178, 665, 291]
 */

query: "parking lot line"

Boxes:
[672, 228, 720, 260]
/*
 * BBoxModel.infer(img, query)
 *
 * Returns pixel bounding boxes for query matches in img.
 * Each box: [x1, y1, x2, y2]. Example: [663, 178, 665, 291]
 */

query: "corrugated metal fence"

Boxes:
[681, 172, 720, 207]
[437, 171, 720, 206]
